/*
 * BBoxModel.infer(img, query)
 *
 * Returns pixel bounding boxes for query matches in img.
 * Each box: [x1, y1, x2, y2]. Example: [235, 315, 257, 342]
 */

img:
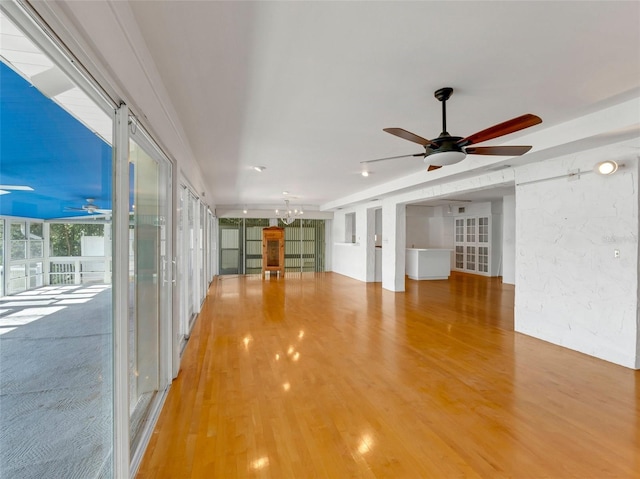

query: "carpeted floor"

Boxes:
[0, 284, 113, 479]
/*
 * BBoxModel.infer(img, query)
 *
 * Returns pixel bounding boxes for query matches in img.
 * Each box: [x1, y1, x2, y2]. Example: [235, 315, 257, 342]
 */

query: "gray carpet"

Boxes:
[0, 284, 113, 479]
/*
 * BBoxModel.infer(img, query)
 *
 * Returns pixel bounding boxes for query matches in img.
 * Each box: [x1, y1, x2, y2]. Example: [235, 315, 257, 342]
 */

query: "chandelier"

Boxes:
[276, 199, 303, 225]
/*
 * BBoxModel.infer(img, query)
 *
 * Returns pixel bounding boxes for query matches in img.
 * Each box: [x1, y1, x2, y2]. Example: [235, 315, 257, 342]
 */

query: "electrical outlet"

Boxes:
[614, 249, 620, 258]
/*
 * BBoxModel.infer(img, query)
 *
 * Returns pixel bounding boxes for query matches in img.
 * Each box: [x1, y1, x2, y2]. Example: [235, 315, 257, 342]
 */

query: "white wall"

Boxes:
[374, 208, 382, 246]
[406, 205, 432, 248]
[515, 153, 639, 368]
[331, 206, 369, 282]
[502, 195, 516, 284]
[428, 207, 449, 248]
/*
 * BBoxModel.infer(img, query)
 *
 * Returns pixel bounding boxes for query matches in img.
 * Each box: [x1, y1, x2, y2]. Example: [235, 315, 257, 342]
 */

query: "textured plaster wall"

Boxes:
[515, 154, 639, 368]
[502, 195, 516, 285]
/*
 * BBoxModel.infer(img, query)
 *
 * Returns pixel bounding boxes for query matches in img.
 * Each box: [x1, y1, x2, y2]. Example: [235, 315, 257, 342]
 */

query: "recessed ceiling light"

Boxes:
[253, 166, 266, 172]
[361, 171, 370, 177]
[282, 191, 289, 195]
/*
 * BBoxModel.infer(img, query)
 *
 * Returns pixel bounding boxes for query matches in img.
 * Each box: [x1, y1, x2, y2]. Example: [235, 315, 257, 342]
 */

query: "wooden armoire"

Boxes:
[262, 226, 285, 277]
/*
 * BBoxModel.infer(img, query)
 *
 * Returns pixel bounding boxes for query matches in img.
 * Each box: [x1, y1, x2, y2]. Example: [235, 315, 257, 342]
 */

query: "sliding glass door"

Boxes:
[128, 138, 172, 458]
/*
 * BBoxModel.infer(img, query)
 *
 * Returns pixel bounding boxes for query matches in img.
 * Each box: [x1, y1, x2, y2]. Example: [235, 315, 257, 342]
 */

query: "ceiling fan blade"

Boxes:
[360, 152, 424, 164]
[427, 165, 442, 171]
[465, 145, 532, 156]
[384, 128, 437, 147]
[458, 114, 542, 147]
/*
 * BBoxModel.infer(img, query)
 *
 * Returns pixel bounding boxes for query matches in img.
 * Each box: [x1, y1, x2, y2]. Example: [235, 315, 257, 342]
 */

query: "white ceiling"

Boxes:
[34, 1, 640, 210]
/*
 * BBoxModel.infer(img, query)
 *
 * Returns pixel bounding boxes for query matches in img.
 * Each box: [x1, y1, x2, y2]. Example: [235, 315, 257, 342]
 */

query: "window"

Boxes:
[284, 219, 326, 272]
[218, 218, 326, 274]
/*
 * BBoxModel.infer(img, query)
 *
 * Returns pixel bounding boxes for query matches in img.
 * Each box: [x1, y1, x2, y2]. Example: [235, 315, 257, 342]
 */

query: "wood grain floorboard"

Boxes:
[137, 272, 640, 478]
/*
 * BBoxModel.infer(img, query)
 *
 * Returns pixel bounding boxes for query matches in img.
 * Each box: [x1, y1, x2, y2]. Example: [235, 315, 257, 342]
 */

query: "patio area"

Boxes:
[0, 284, 113, 479]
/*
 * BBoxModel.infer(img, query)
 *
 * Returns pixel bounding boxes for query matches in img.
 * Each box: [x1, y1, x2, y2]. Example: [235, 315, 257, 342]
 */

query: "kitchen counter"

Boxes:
[405, 248, 452, 280]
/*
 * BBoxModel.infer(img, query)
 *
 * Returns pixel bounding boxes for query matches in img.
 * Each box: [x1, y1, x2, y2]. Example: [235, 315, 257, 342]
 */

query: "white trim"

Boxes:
[112, 104, 130, 478]
[129, 388, 169, 477]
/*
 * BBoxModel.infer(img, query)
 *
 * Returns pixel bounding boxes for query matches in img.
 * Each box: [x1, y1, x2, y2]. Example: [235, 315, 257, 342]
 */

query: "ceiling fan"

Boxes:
[65, 198, 111, 215]
[362, 87, 542, 171]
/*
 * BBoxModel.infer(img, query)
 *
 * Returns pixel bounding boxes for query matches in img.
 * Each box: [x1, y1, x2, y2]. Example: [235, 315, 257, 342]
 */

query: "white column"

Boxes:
[43, 223, 51, 286]
[365, 207, 376, 282]
[382, 200, 406, 292]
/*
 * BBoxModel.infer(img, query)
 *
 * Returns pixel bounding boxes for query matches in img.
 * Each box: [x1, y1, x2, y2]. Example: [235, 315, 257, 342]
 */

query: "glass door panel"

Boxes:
[128, 139, 172, 454]
[219, 218, 242, 274]
[0, 9, 114, 475]
[245, 219, 269, 274]
[0, 220, 3, 297]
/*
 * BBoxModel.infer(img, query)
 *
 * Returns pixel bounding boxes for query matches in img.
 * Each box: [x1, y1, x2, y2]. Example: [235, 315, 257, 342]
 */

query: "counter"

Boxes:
[405, 248, 452, 280]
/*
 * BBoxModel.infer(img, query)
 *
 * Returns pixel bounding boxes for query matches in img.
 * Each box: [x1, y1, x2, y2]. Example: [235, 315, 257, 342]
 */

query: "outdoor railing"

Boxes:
[49, 256, 112, 285]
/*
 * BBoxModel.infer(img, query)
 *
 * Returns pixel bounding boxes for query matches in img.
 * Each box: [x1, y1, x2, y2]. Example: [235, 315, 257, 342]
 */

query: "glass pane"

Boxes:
[284, 219, 302, 271]
[245, 219, 269, 274]
[10, 222, 26, 240]
[49, 223, 105, 257]
[466, 246, 476, 271]
[9, 263, 26, 279]
[0, 14, 114, 478]
[200, 203, 206, 297]
[129, 139, 163, 453]
[219, 219, 241, 275]
[30, 222, 44, 239]
[29, 261, 43, 276]
[10, 241, 26, 260]
[0, 219, 4, 297]
[221, 249, 240, 269]
[479, 246, 489, 273]
[479, 217, 489, 243]
[466, 218, 475, 243]
[302, 219, 325, 272]
[30, 240, 43, 259]
[455, 245, 463, 268]
[455, 219, 464, 243]
[188, 193, 197, 312]
[178, 187, 189, 341]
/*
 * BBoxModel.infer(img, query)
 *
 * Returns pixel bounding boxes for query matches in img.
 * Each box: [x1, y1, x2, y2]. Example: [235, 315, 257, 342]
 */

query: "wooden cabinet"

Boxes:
[262, 227, 285, 276]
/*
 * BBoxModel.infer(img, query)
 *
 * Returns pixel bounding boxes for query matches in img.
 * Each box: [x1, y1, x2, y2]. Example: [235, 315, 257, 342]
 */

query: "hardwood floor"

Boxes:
[137, 272, 640, 478]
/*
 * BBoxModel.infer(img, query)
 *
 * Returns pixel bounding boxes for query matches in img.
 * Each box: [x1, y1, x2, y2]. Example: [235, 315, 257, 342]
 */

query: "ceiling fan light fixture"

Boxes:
[595, 160, 619, 175]
[427, 150, 466, 167]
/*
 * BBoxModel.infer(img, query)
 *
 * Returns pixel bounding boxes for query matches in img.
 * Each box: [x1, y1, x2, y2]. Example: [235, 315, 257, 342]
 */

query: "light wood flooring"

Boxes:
[137, 272, 640, 478]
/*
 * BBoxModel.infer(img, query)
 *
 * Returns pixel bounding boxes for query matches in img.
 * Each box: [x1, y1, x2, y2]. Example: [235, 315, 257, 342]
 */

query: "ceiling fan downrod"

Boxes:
[434, 87, 453, 136]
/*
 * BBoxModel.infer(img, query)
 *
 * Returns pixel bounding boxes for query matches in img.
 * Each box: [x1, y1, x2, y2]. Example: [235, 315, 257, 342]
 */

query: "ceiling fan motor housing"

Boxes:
[425, 135, 467, 166]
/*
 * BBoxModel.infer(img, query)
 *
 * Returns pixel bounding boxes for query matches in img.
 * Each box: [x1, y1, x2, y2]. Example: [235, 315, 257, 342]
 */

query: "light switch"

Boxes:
[614, 249, 620, 258]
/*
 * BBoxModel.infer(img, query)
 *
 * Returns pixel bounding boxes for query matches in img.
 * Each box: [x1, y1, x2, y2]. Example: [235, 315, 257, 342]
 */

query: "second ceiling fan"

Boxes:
[363, 87, 542, 171]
